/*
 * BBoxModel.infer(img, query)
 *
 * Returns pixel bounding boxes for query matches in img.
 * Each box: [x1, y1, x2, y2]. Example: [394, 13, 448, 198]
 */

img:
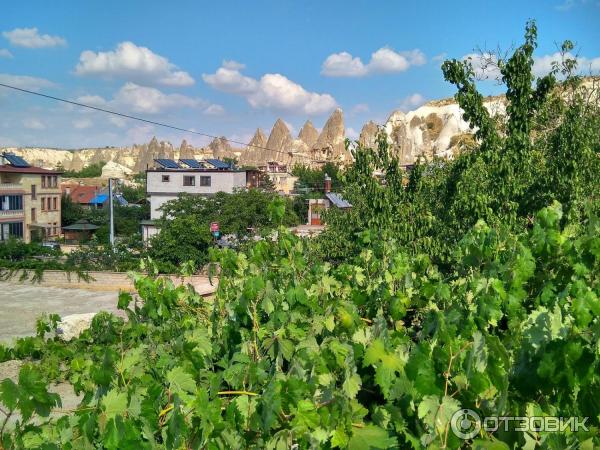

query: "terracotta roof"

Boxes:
[61, 184, 100, 204]
[0, 165, 62, 174]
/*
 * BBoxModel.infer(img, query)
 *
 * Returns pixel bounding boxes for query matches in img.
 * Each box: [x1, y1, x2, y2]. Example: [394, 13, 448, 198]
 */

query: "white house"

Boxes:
[142, 159, 256, 242]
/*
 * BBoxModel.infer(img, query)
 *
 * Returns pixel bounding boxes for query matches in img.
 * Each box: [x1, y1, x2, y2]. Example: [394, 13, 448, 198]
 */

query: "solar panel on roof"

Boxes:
[154, 159, 180, 169]
[3, 153, 31, 168]
[180, 159, 202, 168]
[205, 159, 232, 169]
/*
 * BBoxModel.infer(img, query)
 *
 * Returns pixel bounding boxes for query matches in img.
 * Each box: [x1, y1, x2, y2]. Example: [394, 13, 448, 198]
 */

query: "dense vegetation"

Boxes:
[58, 161, 106, 179]
[291, 162, 343, 220]
[148, 190, 300, 272]
[1, 22, 599, 449]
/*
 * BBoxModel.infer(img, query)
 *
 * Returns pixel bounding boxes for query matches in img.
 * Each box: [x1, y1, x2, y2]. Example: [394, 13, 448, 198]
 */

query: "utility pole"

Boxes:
[108, 178, 115, 248]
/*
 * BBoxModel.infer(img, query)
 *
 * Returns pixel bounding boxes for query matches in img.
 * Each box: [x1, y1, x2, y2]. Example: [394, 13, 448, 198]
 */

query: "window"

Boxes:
[31, 208, 36, 222]
[1, 195, 23, 211]
[41, 176, 46, 188]
[41, 197, 46, 211]
[0, 222, 23, 241]
[31, 184, 36, 200]
[162, 175, 170, 182]
[200, 176, 211, 187]
[53, 197, 58, 210]
[52, 176, 58, 187]
[183, 175, 195, 186]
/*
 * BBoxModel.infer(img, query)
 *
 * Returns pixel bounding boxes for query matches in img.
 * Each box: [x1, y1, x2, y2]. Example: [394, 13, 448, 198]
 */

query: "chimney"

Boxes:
[324, 173, 332, 193]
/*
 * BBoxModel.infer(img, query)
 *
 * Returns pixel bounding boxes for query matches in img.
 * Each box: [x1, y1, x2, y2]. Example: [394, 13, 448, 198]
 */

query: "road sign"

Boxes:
[210, 222, 219, 232]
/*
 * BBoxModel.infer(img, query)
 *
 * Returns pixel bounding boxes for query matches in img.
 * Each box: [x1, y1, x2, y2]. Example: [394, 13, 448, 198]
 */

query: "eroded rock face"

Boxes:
[208, 137, 234, 160]
[240, 128, 268, 166]
[101, 160, 133, 179]
[178, 139, 195, 160]
[359, 121, 379, 149]
[265, 119, 293, 163]
[382, 98, 505, 163]
[312, 108, 350, 163]
[298, 121, 319, 148]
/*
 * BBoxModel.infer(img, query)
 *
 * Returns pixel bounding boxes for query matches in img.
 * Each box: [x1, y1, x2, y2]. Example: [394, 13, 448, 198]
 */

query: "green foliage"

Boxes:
[319, 21, 600, 264]
[1, 203, 599, 448]
[60, 161, 106, 178]
[292, 162, 343, 193]
[60, 194, 86, 227]
[148, 189, 300, 269]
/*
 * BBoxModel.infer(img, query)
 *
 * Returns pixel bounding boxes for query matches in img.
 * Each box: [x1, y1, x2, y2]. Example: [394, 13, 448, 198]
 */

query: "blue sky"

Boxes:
[1, 0, 599, 149]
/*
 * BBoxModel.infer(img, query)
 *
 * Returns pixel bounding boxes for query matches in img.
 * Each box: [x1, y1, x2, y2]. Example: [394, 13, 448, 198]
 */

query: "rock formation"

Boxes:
[240, 128, 268, 167]
[298, 120, 319, 148]
[265, 119, 293, 163]
[101, 160, 133, 179]
[359, 121, 379, 149]
[178, 139, 195, 160]
[311, 108, 350, 163]
[208, 136, 233, 160]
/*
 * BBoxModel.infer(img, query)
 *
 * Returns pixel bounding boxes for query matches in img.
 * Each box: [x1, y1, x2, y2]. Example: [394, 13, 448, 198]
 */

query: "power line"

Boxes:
[0, 82, 334, 164]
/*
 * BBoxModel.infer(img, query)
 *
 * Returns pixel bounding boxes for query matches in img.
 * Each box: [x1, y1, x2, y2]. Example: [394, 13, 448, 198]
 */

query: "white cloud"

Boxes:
[75, 41, 194, 86]
[75, 94, 107, 106]
[432, 52, 447, 62]
[109, 116, 127, 128]
[0, 49, 13, 58]
[0, 73, 55, 91]
[202, 64, 258, 95]
[203, 63, 337, 115]
[463, 51, 600, 80]
[2, 28, 66, 48]
[73, 118, 93, 129]
[222, 60, 246, 70]
[533, 52, 600, 76]
[399, 93, 426, 112]
[22, 118, 46, 130]
[321, 47, 426, 77]
[203, 104, 225, 115]
[113, 82, 203, 113]
[78, 83, 220, 116]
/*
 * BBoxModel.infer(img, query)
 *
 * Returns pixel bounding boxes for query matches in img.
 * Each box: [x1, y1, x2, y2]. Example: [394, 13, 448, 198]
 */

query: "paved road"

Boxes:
[0, 282, 121, 344]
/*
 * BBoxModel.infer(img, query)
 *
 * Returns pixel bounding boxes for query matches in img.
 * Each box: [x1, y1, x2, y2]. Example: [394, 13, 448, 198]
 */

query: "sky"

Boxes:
[1, 0, 599, 149]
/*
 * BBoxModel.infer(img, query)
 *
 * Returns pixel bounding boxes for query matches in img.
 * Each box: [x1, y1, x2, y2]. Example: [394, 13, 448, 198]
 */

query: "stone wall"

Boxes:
[3, 270, 216, 295]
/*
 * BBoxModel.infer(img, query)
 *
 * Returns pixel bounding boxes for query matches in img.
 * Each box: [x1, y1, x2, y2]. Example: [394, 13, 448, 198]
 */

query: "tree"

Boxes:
[60, 194, 86, 226]
[148, 189, 300, 268]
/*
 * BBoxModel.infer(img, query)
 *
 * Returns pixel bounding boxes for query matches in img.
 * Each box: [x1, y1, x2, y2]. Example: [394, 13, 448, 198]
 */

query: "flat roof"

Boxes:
[146, 168, 246, 173]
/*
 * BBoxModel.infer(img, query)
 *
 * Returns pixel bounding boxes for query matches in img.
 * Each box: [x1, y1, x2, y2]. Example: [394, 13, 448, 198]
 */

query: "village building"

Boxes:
[258, 161, 298, 195]
[0, 153, 62, 243]
[307, 174, 352, 226]
[142, 158, 258, 242]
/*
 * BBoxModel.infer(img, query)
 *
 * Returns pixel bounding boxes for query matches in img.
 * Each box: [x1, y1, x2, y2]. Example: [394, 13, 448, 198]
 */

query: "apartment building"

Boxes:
[143, 158, 256, 242]
[0, 153, 62, 243]
[258, 161, 298, 195]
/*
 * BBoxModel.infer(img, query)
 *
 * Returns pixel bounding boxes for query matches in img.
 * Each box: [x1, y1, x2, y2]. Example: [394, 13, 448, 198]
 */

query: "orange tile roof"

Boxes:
[61, 184, 100, 204]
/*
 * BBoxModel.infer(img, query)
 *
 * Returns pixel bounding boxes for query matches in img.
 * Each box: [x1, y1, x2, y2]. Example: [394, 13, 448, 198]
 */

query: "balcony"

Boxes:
[0, 209, 24, 218]
[0, 183, 23, 191]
